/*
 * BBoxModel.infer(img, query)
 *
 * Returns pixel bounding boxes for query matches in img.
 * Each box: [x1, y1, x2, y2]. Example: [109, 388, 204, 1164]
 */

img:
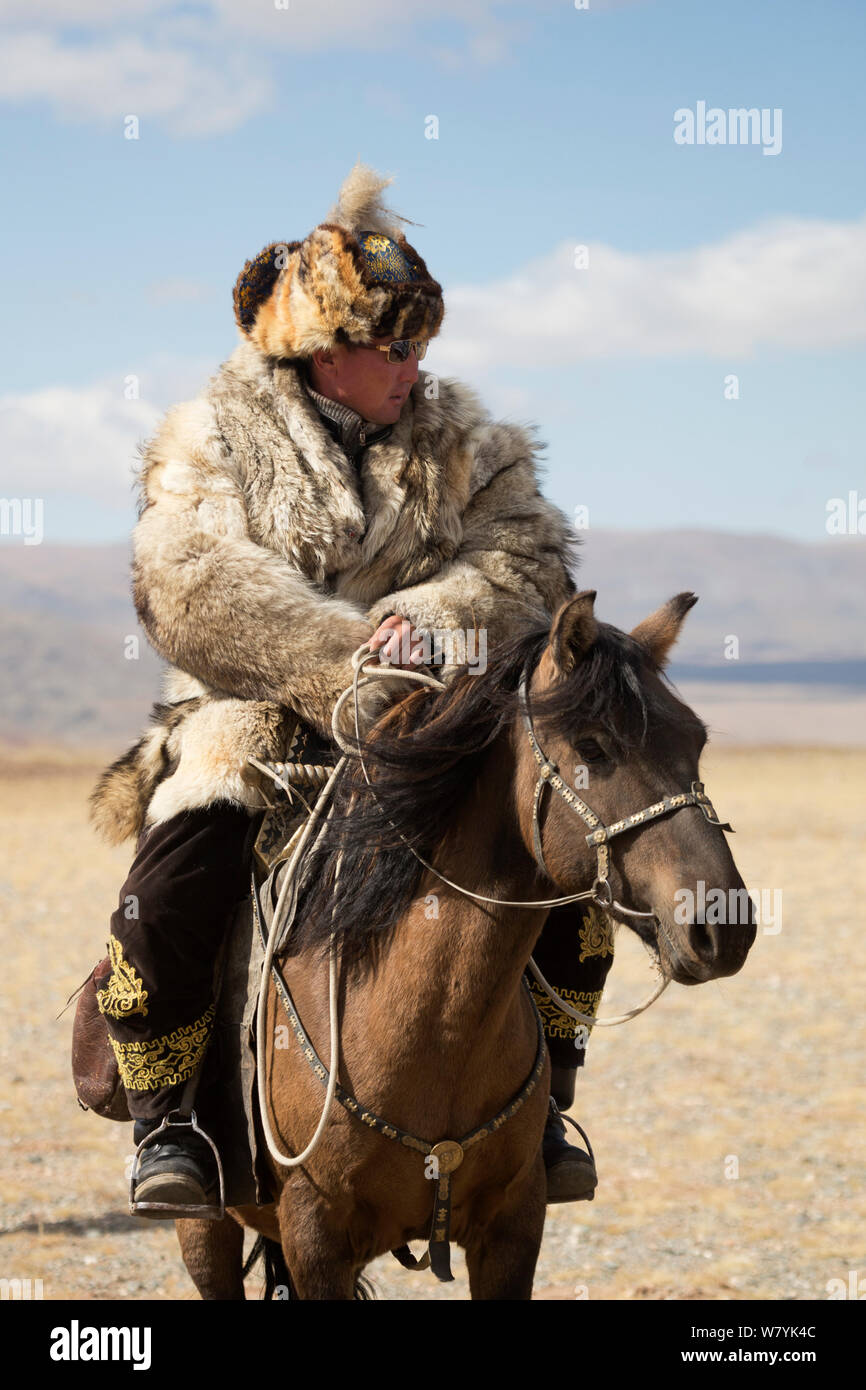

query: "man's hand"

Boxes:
[368, 614, 428, 668]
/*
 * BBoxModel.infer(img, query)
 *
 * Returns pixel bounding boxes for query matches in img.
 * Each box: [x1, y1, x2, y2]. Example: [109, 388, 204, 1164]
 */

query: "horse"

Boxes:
[175, 589, 757, 1299]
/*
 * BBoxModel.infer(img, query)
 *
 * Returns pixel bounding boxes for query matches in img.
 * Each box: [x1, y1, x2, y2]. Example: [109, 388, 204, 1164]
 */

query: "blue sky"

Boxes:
[1, 0, 864, 542]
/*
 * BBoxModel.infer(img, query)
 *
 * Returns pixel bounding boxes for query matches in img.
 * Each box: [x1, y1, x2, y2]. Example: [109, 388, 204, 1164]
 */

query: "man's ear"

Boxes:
[630, 592, 698, 668]
[311, 344, 338, 374]
[549, 591, 598, 675]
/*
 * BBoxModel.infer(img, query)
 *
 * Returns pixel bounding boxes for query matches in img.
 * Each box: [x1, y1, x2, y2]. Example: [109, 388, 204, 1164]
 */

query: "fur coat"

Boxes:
[89, 338, 580, 847]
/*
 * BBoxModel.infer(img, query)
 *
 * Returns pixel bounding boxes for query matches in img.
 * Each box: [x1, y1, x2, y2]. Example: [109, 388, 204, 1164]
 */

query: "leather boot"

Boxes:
[542, 1097, 598, 1203]
[131, 1116, 220, 1218]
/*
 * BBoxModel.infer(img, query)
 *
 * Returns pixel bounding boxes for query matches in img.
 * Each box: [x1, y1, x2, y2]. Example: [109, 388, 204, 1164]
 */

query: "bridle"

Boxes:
[319, 648, 736, 921]
[517, 661, 734, 922]
[517, 664, 733, 922]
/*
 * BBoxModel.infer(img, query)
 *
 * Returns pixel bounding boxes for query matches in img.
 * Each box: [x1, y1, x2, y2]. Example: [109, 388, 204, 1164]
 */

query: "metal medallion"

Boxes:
[429, 1140, 464, 1175]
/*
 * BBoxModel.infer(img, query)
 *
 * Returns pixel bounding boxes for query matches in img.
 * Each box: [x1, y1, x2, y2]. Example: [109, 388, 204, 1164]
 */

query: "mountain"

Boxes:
[1, 533, 863, 748]
[576, 529, 866, 667]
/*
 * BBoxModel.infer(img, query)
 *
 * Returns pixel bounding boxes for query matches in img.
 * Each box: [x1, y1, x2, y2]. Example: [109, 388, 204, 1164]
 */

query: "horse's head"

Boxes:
[515, 590, 755, 984]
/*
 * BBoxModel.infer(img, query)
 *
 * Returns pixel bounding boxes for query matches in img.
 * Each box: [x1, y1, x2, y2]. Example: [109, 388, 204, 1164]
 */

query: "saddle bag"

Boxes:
[71, 958, 130, 1121]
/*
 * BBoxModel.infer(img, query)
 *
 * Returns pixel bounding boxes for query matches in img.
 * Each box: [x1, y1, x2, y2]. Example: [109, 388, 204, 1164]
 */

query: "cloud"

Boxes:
[206, 0, 533, 54]
[0, 358, 212, 508]
[0, 1, 154, 17]
[0, 30, 271, 135]
[438, 214, 866, 366]
[1, 382, 156, 510]
[4, 211, 862, 521]
[0, 0, 541, 135]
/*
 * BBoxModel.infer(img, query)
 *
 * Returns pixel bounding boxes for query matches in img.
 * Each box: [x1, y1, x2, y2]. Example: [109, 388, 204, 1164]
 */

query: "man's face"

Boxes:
[308, 335, 421, 425]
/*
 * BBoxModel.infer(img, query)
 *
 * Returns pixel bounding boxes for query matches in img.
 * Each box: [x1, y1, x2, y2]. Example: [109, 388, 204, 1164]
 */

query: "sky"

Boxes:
[1, 0, 864, 543]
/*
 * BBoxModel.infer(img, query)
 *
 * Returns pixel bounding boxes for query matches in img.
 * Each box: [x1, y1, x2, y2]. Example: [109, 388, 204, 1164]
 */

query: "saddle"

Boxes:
[71, 716, 337, 1207]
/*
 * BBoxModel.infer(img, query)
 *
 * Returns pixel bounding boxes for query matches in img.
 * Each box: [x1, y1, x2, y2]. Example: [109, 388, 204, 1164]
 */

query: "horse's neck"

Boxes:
[354, 733, 549, 1045]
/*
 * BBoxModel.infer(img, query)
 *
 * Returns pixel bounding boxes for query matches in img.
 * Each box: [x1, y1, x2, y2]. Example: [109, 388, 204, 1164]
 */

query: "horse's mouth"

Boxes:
[632, 912, 713, 986]
[664, 956, 718, 986]
[654, 919, 754, 985]
[606, 905, 749, 986]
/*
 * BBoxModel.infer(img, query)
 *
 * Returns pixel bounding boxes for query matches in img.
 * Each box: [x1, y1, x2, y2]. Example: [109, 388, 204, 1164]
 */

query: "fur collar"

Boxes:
[207, 338, 473, 591]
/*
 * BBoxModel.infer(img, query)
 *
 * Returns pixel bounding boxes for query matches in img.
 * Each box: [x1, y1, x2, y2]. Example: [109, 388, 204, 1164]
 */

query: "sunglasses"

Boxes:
[369, 339, 428, 364]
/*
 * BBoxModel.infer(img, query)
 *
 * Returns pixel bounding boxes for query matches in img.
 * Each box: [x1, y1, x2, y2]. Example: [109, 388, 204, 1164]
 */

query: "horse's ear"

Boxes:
[550, 591, 598, 675]
[630, 592, 698, 668]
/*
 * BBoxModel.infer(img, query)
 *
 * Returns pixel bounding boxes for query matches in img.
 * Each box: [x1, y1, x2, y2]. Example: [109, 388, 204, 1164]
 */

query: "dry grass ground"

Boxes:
[0, 743, 863, 1301]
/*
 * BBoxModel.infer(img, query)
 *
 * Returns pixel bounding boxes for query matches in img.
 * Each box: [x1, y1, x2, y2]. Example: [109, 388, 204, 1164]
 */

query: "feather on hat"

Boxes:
[232, 161, 445, 358]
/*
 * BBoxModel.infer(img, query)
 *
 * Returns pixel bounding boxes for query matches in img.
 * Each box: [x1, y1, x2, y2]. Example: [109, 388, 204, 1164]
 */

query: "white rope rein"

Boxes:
[255, 760, 345, 1167]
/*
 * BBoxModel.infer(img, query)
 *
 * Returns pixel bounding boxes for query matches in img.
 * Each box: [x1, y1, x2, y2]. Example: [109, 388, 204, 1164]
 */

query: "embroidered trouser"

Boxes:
[529, 901, 616, 1080]
[94, 803, 256, 1123]
[95, 804, 615, 1124]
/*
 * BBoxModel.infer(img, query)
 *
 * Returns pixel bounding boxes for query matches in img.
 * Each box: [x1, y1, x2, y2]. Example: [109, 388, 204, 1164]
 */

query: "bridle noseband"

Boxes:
[517, 663, 734, 921]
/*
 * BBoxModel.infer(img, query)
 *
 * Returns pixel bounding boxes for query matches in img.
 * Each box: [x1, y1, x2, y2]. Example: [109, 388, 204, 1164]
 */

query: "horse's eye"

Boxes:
[576, 738, 607, 763]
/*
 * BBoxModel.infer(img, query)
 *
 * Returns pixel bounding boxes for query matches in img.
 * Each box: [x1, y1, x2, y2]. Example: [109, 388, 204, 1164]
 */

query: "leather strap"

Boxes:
[518, 664, 733, 903]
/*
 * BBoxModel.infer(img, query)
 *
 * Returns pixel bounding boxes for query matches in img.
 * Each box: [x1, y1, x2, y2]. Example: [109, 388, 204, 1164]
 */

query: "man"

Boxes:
[89, 161, 613, 1214]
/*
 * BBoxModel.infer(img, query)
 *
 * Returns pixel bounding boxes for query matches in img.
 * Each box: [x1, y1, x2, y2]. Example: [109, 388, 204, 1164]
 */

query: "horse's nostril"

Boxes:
[690, 922, 714, 960]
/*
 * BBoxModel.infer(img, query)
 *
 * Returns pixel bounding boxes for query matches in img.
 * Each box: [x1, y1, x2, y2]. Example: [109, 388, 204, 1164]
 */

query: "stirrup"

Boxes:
[128, 1108, 225, 1221]
[544, 1103, 597, 1204]
[560, 1109, 596, 1166]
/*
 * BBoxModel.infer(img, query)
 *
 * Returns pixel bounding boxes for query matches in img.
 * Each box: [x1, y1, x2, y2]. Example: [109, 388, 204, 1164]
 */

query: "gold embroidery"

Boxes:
[529, 984, 603, 1040]
[107, 1006, 215, 1091]
[96, 937, 149, 1020]
[254, 798, 307, 874]
[578, 904, 616, 963]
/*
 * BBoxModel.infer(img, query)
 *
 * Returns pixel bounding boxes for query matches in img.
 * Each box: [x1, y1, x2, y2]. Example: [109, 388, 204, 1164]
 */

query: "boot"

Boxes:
[542, 1097, 598, 1203]
[131, 1115, 220, 1218]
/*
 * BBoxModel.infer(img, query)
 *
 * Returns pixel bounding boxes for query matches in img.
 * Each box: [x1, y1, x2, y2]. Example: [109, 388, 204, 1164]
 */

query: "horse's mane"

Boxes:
[289, 618, 705, 966]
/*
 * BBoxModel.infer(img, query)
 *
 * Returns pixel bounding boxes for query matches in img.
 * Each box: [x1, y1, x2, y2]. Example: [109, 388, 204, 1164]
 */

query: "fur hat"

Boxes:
[232, 161, 445, 359]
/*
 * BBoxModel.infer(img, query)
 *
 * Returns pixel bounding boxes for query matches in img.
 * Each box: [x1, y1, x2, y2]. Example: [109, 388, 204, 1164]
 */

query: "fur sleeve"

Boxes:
[131, 397, 393, 738]
[366, 419, 580, 672]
